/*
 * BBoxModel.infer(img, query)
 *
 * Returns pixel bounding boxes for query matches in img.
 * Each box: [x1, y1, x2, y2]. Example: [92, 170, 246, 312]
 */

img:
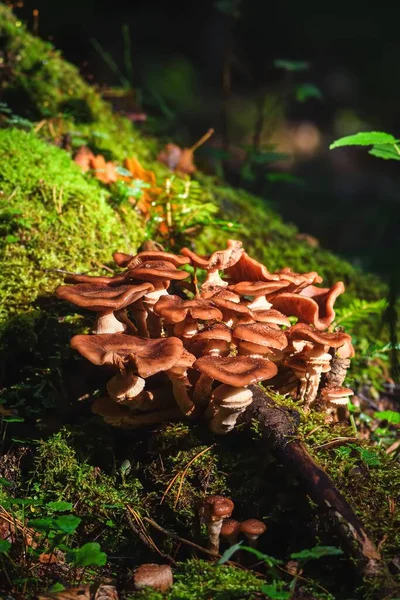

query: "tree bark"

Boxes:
[238, 386, 391, 585]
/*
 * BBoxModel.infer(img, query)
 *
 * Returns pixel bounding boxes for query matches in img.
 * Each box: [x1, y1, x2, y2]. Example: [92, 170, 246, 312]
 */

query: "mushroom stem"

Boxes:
[209, 385, 253, 434]
[114, 308, 138, 335]
[206, 519, 223, 554]
[94, 310, 126, 334]
[168, 374, 196, 417]
[131, 299, 149, 337]
[107, 370, 146, 402]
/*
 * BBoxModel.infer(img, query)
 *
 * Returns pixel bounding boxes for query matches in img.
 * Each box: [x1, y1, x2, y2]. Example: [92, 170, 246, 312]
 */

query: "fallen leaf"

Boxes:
[94, 585, 119, 600]
[74, 146, 95, 172]
[37, 585, 90, 600]
[91, 155, 118, 184]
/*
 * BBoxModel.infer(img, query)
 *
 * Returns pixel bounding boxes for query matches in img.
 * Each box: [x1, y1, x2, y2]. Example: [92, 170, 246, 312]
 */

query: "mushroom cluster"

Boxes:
[199, 495, 267, 554]
[56, 240, 355, 430]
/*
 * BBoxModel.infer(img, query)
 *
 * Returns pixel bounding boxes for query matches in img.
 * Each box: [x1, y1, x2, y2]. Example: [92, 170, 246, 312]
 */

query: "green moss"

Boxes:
[0, 128, 143, 322]
[128, 559, 264, 599]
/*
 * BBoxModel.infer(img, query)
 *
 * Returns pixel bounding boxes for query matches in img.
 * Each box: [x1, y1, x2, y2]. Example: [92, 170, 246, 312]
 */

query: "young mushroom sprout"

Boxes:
[199, 495, 234, 553]
[60, 241, 355, 431]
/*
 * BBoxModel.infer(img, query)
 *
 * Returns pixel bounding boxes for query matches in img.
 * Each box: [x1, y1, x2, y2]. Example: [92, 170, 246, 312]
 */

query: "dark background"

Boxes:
[10, 0, 400, 280]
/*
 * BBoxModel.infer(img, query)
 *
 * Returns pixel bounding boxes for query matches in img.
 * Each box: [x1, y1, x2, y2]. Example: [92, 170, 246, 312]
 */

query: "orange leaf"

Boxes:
[91, 154, 118, 184]
[74, 146, 95, 172]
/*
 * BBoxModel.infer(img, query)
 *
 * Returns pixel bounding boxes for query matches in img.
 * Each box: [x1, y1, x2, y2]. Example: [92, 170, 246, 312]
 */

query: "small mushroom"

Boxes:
[228, 280, 289, 311]
[133, 564, 173, 592]
[181, 240, 244, 290]
[188, 323, 232, 357]
[207, 289, 252, 327]
[320, 386, 354, 406]
[56, 282, 153, 334]
[240, 519, 266, 548]
[70, 334, 183, 403]
[220, 519, 242, 547]
[320, 386, 354, 422]
[194, 355, 277, 430]
[199, 495, 234, 553]
[285, 347, 332, 409]
[232, 322, 288, 361]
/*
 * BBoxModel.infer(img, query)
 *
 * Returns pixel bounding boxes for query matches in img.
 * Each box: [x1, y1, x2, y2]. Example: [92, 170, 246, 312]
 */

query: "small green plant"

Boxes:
[330, 131, 400, 160]
[218, 543, 341, 599]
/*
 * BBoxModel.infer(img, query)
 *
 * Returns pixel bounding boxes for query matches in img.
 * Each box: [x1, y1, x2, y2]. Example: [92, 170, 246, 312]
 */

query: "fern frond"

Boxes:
[333, 298, 387, 329]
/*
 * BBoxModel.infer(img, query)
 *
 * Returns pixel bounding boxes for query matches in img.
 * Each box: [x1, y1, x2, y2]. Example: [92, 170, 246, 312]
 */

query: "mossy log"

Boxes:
[239, 386, 393, 587]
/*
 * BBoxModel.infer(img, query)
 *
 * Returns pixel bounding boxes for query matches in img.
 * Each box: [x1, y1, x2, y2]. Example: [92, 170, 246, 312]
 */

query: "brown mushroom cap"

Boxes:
[225, 252, 280, 283]
[221, 519, 242, 539]
[276, 267, 323, 290]
[113, 250, 190, 268]
[240, 519, 267, 536]
[249, 309, 291, 326]
[63, 273, 126, 286]
[289, 323, 354, 357]
[321, 386, 354, 405]
[70, 334, 183, 376]
[192, 323, 232, 342]
[56, 282, 153, 312]
[233, 323, 288, 351]
[228, 281, 290, 297]
[200, 496, 234, 521]
[208, 290, 252, 318]
[270, 282, 345, 330]
[181, 239, 244, 271]
[124, 260, 189, 283]
[194, 355, 277, 386]
[134, 564, 173, 593]
[154, 295, 223, 323]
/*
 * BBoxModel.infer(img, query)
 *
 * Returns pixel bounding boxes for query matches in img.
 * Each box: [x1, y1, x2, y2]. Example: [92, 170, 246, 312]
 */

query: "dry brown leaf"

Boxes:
[37, 585, 90, 600]
[74, 146, 95, 172]
[91, 155, 118, 184]
[94, 585, 119, 600]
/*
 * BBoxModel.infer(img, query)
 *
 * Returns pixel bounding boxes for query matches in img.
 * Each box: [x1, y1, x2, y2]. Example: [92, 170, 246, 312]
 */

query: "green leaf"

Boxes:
[0, 478, 12, 487]
[290, 545, 343, 561]
[48, 583, 66, 592]
[274, 59, 309, 72]
[0, 539, 11, 554]
[330, 131, 398, 150]
[261, 583, 291, 599]
[369, 144, 400, 160]
[2, 416, 25, 423]
[374, 410, 400, 424]
[55, 515, 81, 534]
[72, 542, 107, 567]
[295, 83, 323, 102]
[241, 546, 283, 567]
[217, 542, 242, 564]
[29, 518, 55, 532]
[12, 498, 39, 506]
[47, 501, 73, 512]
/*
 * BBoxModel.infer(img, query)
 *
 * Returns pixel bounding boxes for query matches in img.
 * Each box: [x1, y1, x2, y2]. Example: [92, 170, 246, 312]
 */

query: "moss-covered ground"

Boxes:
[0, 4, 399, 599]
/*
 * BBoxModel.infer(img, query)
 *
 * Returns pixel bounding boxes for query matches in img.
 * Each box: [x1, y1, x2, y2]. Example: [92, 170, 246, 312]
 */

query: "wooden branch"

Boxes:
[239, 386, 391, 584]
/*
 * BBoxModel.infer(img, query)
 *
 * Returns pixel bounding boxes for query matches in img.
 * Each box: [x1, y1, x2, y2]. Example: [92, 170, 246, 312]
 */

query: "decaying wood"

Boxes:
[239, 386, 390, 582]
[322, 356, 351, 389]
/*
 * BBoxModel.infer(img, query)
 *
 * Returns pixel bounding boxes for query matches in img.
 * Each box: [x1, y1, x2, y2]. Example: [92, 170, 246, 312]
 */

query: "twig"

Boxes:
[311, 437, 358, 450]
[125, 507, 177, 567]
[143, 516, 219, 558]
